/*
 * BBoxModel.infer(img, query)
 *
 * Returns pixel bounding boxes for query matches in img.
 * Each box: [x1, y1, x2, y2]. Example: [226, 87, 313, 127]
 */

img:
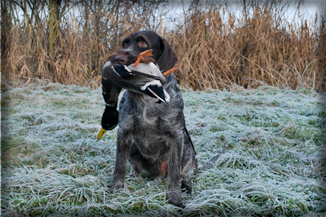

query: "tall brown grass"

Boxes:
[171, 4, 326, 90]
[2, 3, 325, 91]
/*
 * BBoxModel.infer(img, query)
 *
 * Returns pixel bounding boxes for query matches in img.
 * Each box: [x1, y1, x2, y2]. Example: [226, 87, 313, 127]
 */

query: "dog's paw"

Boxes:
[109, 181, 124, 193]
[166, 192, 185, 208]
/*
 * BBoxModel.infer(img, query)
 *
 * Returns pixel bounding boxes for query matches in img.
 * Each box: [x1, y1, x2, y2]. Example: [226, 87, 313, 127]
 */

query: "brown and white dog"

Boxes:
[100, 30, 197, 207]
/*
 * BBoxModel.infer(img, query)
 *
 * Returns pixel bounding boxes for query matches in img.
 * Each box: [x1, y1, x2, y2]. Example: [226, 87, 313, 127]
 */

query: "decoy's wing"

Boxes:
[112, 65, 163, 81]
[127, 62, 166, 84]
[102, 62, 164, 97]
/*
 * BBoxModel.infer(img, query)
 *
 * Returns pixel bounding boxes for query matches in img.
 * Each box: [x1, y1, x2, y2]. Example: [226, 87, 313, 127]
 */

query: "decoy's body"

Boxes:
[98, 50, 177, 140]
[98, 50, 164, 139]
[104, 50, 171, 104]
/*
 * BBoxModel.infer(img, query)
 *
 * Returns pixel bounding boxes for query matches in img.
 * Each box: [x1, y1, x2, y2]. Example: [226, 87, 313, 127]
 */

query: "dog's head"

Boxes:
[109, 30, 178, 72]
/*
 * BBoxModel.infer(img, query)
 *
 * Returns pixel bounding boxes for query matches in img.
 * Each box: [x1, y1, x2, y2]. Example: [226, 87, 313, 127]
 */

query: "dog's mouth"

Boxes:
[126, 56, 138, 66]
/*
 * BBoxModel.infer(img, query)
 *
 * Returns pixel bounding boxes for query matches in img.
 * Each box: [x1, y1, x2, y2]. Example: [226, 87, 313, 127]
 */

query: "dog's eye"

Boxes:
[137, 40, 148, 48]
[122, 39, 130, 48]
[122, 42, 129, 48]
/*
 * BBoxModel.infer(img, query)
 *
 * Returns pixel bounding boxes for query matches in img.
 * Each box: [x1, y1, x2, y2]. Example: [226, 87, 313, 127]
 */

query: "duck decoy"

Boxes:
[98, 50, 177, 140]
[102, 50, 177, 103]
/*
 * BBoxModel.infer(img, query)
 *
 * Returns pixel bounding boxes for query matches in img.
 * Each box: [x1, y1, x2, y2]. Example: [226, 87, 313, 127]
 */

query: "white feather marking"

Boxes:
[103, 61, 112, 69]
[140, 80, 170, 103]
[147, 87, 166, 103]
[140, 80, 162, 91]
[164, 90, 170, 102]
[123, 65, 132, 72]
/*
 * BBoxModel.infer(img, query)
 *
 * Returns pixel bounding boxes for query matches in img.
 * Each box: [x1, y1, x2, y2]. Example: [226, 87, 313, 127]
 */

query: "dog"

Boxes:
[100, 30, 197, 208]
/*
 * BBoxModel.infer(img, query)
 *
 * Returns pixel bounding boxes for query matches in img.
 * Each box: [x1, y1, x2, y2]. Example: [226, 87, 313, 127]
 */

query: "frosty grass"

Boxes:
[1, 81, 326, 216]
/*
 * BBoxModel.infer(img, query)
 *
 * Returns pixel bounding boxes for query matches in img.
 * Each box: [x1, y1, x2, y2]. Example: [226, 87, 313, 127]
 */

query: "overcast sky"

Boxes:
[162, 0, 325, 29]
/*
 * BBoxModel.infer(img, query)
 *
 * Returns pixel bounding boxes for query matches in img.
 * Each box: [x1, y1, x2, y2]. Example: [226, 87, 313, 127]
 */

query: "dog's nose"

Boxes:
[115, 54, 128, 65]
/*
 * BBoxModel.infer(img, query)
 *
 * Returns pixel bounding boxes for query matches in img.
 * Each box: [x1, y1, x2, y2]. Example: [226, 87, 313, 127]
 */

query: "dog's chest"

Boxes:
[141, 102, 164, 124]
[131, 102, 176, 155]
[132, 102, 172, 132]
[119, 90, 183, 134]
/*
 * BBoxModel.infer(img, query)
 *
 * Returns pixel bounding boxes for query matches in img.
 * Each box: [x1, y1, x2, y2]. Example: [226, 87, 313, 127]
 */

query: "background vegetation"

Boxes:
[1, 0, 325, 90]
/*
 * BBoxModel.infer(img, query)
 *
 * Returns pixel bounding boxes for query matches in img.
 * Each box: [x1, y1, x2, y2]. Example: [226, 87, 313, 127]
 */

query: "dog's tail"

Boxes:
[183, 126, 199, 175]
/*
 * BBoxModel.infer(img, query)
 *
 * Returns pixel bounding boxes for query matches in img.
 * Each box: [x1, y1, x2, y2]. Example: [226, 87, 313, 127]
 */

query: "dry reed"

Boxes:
[2, 3, 325, 91]
[170, 4, 325, 90]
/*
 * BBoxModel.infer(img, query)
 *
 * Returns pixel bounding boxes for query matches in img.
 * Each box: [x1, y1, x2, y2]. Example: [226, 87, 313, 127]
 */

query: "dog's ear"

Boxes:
[157, 39, 178, 72]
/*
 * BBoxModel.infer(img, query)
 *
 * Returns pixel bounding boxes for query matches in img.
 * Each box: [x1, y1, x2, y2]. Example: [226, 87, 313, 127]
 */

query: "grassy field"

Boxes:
[1, 81, 326, 216]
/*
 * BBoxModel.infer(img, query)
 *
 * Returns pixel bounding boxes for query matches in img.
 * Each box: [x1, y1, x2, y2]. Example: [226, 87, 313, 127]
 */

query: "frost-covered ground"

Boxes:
[1, 81, 326, 216]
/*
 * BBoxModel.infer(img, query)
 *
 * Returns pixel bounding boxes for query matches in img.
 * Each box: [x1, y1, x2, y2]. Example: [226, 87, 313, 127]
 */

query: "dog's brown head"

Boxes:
[109, 30, 178, 72]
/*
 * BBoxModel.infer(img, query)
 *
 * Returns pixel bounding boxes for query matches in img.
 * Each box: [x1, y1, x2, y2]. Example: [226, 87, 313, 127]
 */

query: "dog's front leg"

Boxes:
[166, 134, 185, 208]
[110, 130, 131, 192]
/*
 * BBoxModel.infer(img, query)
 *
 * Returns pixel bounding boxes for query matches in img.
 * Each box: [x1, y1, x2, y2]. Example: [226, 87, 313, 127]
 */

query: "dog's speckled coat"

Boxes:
[101, 31, 196, 207]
